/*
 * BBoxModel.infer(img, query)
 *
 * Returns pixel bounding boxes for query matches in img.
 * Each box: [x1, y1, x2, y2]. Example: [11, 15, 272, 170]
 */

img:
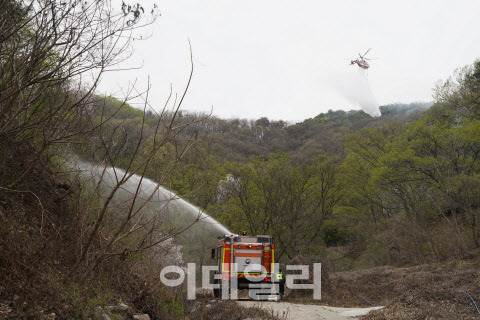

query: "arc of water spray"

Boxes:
[78, 161, 231, 236]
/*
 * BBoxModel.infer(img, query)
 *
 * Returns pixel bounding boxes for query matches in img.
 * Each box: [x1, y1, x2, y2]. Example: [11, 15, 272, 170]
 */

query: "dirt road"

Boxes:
[238, 301, 382, 320]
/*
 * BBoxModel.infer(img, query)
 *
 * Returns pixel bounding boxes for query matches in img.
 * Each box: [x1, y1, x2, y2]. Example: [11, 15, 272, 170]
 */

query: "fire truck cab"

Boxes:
[211, 233, 285, 300]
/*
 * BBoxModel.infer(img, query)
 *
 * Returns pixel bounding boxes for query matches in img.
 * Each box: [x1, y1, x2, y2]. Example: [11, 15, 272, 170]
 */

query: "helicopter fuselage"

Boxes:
[349, 49, 372, 69]
[351, 59, 369, 69]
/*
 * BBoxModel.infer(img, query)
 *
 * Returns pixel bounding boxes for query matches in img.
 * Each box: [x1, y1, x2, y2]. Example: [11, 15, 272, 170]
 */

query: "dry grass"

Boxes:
[0, 155, 182, 319]
[188, 300, 284, 320]
[316, 261, 480, 319]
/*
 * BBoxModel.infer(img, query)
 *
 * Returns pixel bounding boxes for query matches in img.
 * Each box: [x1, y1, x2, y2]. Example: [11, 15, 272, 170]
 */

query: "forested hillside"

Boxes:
[170, 101, 431, 162]
[93, 64, 480, 274]
[91, 93, 447, 270]
[2, 0, 480, 318]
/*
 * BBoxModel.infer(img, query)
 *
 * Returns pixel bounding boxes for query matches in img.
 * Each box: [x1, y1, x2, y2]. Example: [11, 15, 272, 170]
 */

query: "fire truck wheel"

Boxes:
[213, 278, 221, 298]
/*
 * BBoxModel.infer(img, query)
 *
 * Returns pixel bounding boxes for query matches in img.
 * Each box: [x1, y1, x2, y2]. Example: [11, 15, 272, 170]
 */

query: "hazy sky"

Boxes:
[99, 0, 480, 121]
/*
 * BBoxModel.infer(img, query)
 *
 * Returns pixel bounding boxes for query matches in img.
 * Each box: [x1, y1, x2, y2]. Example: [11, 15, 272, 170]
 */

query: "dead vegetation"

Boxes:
[0, 1, 212, 319]
[312, 261, 480, 319]
[187, 300, 284, 320]
[0, 156, 180, 319]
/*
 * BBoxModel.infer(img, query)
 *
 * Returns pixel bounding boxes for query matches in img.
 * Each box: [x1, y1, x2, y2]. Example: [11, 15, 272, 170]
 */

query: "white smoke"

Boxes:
[333, 68, 381, 117]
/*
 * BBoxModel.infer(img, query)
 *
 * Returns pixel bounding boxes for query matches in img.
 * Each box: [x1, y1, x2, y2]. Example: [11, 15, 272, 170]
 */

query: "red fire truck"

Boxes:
[211, 233, 285, 300]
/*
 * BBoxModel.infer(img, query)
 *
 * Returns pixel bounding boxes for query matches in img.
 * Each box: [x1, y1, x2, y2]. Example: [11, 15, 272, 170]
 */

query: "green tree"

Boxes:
[213, 153, 343, 260]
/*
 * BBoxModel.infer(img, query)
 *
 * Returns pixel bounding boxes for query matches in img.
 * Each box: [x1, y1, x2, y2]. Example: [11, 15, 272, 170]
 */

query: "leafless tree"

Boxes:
[0, 0, 158, 185]
[0, 0, 213, 273]
[74, 45, 215, 272]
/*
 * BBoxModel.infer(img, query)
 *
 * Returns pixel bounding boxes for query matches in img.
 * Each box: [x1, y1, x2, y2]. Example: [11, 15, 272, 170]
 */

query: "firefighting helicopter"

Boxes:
[349, 48, 375, 69]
